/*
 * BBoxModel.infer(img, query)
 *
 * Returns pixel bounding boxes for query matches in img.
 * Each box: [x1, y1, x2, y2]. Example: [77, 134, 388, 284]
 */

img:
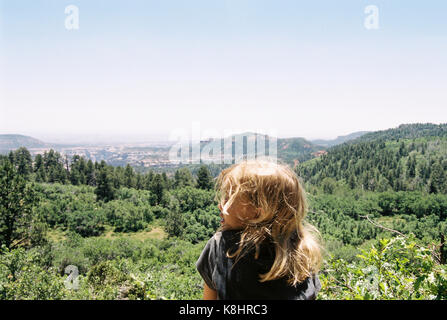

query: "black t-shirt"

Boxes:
[196, 230, 321, 300]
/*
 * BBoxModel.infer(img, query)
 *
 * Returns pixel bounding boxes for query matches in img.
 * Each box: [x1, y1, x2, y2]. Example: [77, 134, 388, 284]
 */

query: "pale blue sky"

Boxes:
[0, 0, 446, 143]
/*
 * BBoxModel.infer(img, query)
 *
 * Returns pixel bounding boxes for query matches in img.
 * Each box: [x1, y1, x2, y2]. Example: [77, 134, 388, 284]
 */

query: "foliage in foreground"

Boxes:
[0, 236, 204, 300]
[319, 235, 447, 300]
[1, 234, 447, 300]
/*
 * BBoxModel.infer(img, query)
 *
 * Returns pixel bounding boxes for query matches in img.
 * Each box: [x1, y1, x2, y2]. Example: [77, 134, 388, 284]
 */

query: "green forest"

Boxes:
[1, 123, 447, 300]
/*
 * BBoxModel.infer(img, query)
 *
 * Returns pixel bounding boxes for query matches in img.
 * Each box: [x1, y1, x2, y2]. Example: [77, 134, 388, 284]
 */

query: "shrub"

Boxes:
[319, 235, 447, 300]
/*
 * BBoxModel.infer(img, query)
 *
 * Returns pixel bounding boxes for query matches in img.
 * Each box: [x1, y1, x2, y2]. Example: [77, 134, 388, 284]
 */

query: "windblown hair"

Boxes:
[214, 158, 322, 285]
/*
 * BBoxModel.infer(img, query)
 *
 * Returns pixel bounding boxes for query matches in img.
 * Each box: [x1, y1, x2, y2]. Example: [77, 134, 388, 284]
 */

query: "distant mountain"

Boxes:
[298, 123, 447, 193]
[0, 132, 329, 169]
[310, 131, 370, 147]
[195, 131, 326, 169]
[0, 134, 50, 153]
[345, 123, 447, 144]
[277, 136, 326, 167]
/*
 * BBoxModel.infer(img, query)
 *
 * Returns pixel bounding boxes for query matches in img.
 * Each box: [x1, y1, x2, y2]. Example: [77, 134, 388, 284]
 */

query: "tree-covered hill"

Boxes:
[0, 134, 49, 153]
[195, 131, 326, 169]
[276, 136, 325, 166]
[297, 123, 447, 194]
[345, 123, 447, 145]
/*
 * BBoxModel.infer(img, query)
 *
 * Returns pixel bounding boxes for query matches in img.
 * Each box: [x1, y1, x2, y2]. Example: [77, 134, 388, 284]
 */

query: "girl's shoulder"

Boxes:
[219, 229, 242, 240]
[208, 229, 275, 263]
[211, 229, 242, 249]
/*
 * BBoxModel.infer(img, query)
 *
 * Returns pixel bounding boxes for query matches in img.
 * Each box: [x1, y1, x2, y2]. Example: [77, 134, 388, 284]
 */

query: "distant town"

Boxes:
[28, 143, 179, 168]
[1, 131, 366, 170]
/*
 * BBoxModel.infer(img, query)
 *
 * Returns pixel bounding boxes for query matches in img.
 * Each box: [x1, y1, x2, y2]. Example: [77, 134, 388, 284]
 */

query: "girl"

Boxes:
[196, 159, 322, 300]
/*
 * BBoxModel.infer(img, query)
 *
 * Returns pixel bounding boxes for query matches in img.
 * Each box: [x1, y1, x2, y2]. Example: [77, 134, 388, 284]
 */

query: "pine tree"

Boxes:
[113, 166, 124, 189]
[348, 174, 357, 189]
[13, 147, 33, 178]
[86, 160, 96, 186]
[174, 168, 194, 188]
[161, 172, 170, 190]
[135, 173, 144, 190]
[124, 164, 135, 188]
[0, 159, 39, 249]
[399, 141, 407, 157]
[429, 162, 446, 194]
[44, 149, 67, 184]
[196, 165, 214, 190]
[33, 154, 46, 182]
[407, 154, 416, 178]
[78, 157, 87, 185]
[165, 196, 184, 237]
[144, 170, 154, 190]
[95, 166, 116, 202]
[70, 155, 82, 185]
[150, 174, 166, 205]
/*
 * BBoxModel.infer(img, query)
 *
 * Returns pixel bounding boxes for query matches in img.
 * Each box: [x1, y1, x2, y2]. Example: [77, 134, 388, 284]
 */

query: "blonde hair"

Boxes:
[214, 158, 322, 285]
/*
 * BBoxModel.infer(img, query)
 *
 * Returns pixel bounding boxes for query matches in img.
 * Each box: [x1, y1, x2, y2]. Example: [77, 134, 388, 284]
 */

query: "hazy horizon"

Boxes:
[1, 121, 444, 146]
[1, 1, 446, 142]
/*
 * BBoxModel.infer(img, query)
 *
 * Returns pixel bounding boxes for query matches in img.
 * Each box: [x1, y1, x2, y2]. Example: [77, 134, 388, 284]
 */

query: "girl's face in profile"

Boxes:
[218, 197, 258, 230]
